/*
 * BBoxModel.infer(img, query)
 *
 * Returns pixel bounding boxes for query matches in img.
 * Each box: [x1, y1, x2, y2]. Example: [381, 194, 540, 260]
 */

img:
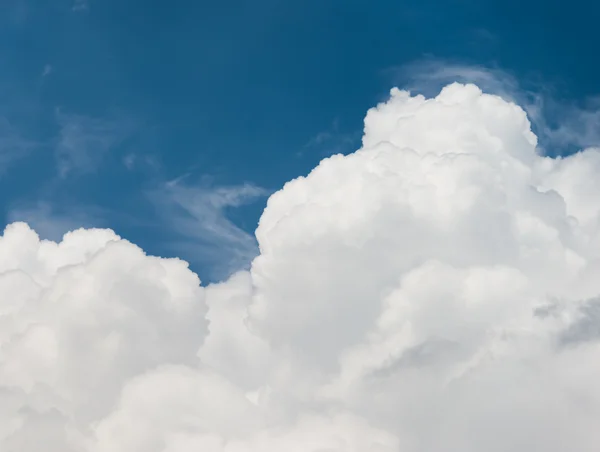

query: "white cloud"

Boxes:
[3, 83, 600, 450]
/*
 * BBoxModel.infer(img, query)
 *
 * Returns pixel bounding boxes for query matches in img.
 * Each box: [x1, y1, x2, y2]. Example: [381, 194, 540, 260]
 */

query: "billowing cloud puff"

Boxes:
[2, 83, 600, 451]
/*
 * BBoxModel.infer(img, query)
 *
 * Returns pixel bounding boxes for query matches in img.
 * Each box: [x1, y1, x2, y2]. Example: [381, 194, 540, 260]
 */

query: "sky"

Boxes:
[1, 0, 599, 281]
[4, 1, 600, 451]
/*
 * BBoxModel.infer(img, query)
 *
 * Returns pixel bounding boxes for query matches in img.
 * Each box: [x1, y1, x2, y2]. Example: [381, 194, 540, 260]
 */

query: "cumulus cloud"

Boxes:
[3, 83, 600, 451]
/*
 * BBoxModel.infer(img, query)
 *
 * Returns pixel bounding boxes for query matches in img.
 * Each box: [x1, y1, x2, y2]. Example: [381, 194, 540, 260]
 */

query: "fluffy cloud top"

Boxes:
[2, 83, 600, 451]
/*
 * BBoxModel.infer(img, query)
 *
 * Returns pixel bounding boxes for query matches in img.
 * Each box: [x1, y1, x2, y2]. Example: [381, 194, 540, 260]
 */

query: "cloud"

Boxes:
[72, 0, 89, 12]
[392, 59, 524, 99]
[55, 111, 132, 178]
[122, 154, 136, 170]
[3, 83, 600, 450]
[391, 58, 600, 155]
[150, 177, 268, 280]
[121, 152, 160, 172]
[42, 64, 52, 78]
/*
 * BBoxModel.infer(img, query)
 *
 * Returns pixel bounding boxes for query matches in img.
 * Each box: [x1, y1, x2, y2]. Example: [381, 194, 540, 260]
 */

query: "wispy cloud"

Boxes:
[386, 58, 535, 109]
[72, 0, 89, 12]
[388, 58, 600, 155]
[540, 97, 600, 153]
[150, 177, 269, 281]
[122, 152, 160, 173]
[55, 111, 133, 177]
[123, 154, 136, 170]
[41, 64, 52, 78]
[7, 201, 106, 242]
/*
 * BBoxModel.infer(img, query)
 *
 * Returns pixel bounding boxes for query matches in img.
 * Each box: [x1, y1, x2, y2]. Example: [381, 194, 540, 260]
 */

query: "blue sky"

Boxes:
[1, 0, 599, 282]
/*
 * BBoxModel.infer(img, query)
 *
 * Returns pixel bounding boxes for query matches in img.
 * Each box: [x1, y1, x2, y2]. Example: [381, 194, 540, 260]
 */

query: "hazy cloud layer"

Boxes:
[2, 83, 600, 451]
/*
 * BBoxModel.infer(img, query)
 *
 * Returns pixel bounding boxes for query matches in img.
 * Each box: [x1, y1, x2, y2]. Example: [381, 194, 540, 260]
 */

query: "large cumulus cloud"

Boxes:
[2, 83, 600, 451]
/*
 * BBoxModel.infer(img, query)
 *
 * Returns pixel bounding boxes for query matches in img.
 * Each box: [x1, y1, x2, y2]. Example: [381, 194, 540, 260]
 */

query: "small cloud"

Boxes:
[122, 153, 160, 172]
[72, 0, 89, 12]
[42, 64, 52, 77]
[150, 177, 269, 281]
[55, 111, 134, 178]
[122, 154, 136, 170]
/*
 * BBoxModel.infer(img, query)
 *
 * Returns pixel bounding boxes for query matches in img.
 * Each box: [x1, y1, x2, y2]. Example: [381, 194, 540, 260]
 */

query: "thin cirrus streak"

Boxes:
[150, 179, 269, 280]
